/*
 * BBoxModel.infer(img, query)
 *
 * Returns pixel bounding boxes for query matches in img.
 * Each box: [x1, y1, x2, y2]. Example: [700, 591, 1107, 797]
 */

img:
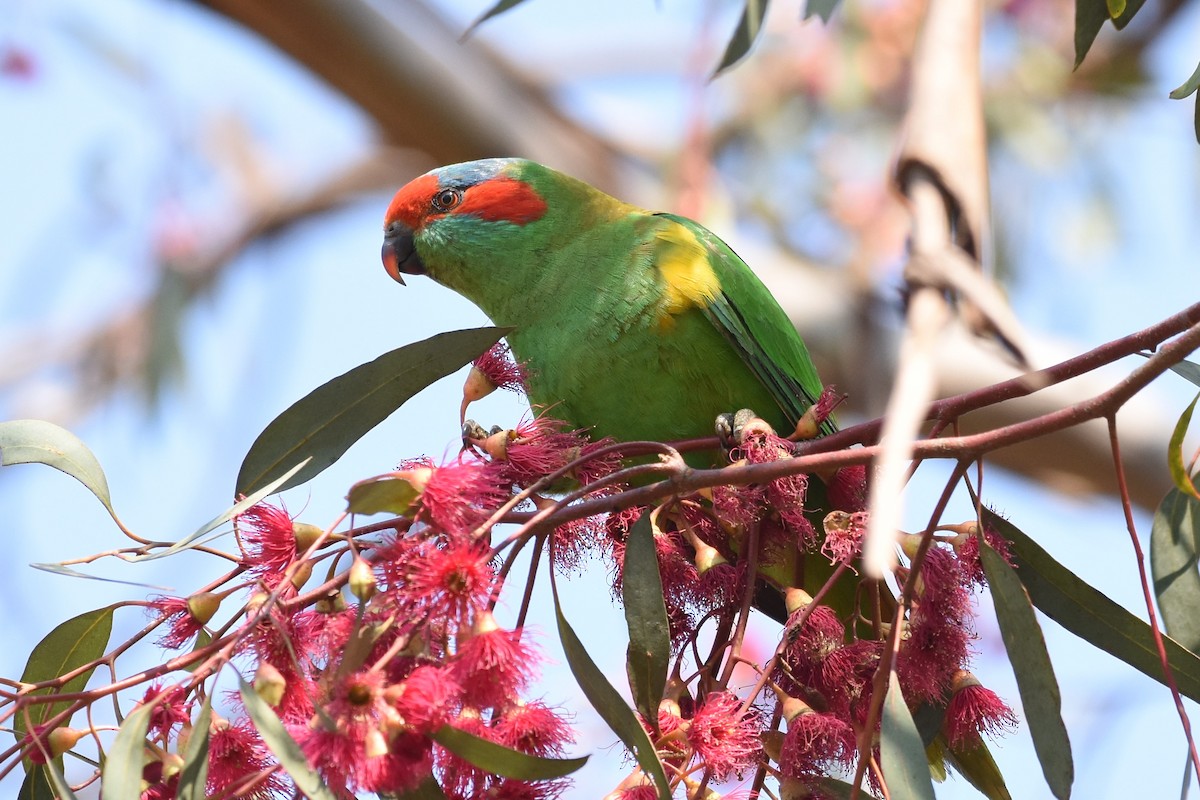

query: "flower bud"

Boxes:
[254, 662, 287, 707]
[364, 726, 390, 758]
[462, 365, 497, 404]
[784, 587, 814, 617]
[468, 608, 502, 640]
[293, 522, 324, 554]
[602, 769, 655, 800]
[160, 752, 185, 781]
[683, 776, 723, 799]
[898, 532, 924, 560]
[348, 556, 377, 602]
[482, 429, 512, 461]
[245, 592, 269, 618]
[791, 406, 822, 440]
[768, 684, 813, 725]
[27, 726, 87, 763]
[290, 559, 313, 590]
[315, 592, 348, 614]
[185, 592, 221, 626]
[396, 466, 433, 493]
[692, 539, 727, 574]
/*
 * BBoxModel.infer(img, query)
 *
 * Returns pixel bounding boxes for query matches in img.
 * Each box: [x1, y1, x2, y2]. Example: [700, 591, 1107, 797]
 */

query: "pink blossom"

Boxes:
[471, 342, 528, 395]
[496, 415, 587, 486]
[711, 481, 766, 528]
[779, 709, 856, 779]
[686, 692, 762, 781]
[827, 465, 869, 512]
[955, 522, 1016, 586]
[401, 538, 495, 623]
[137, 682, 191, 736]
[387, 664, 461, 734]
[206, 716, 287, 798]
[296, 670, 427, 796]
[451, 616, 537, 710]
[238, 503, 299, 585]
[738, 431, 816, 547]
[896, 547, 973, 704]
[417, 457, 510, 536]
[945, 671, 1017, 747]
[821, 510, 869, 565]
[494, 701, 573, 757]
[149, 595, 208, 650]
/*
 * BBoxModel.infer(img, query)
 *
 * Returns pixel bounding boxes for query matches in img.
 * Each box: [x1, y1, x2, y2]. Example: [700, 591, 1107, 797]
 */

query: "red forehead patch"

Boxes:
[458, 177, 548, 225]
[384, 173, 439, 228]
[384, 172, 548, 230]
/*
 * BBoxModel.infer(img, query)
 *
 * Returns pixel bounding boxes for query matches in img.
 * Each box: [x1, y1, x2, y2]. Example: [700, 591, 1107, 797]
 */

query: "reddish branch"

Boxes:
[508, 303, 1200, 534]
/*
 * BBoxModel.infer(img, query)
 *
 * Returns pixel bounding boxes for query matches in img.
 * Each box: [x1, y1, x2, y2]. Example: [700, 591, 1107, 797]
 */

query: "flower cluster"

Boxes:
[17, 397, 1022, 800]
[231, 485, 573, 798]
[593, 421, 1017, 794]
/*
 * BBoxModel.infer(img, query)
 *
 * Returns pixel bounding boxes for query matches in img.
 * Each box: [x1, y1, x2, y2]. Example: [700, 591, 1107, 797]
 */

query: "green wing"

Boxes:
[654, 212, 834, 436]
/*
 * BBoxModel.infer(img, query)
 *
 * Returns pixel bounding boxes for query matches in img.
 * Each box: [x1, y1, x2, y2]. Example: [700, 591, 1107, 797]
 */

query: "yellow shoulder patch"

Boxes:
[653, 222, 721, 326]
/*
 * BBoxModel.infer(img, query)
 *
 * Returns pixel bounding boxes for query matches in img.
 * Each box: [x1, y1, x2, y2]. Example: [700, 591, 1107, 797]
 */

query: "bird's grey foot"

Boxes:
[715, 408, 775, 451]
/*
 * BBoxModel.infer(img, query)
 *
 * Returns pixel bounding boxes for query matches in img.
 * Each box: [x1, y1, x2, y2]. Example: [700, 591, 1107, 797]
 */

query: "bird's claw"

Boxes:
[461, 419, 489, 445]
[715, 408, 775, 451]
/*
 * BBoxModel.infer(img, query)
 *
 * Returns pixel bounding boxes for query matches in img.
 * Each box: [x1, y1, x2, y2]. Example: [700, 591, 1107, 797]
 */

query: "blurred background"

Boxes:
[2, 0, 1200, 796]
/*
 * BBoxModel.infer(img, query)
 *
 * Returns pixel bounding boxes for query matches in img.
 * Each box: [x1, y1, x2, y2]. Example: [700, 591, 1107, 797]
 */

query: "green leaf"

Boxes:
[880, 672, 936, 800]
[40, 761, 79, 800]
[914, 704, 1012, 799]
[1109, 0, 1146, 29]
[16, 607, 114, 746]
[101, 697, 157, 800]
[1135, 353, 1200, 387]
[1105, 0, 1125, 17]
[549, 573, 670, 798]
[237, 327, 506, 496]
[431, 725, 588, 779]
[1169, 360, 1200, 388]
[944, 738, 1013, 800]
[464, 0, 529, 36]
[981, 544, 1073, 799]
[176, 694, 213, 800]
[1073, 0, 1145, 67]
[621, 511, 670, 728]
[346, 473, 423, 516]
[18, 767, 56, 800]
[810, 777, 880, 799]
[713, 0, 771, 77]
[803, 0, 840, 22]
[1171, 63, 1200, 100]
[239, 678, 339, 800]
[984, 506, 1200, 702]
[1168, 393, 1200, 500]
[184, 630, 213, 673]
[0, 420, 118, 522]
[384, 777, 448, 799]
[1193, 92, 1200, 147]
[1152, 489, 1200, 653]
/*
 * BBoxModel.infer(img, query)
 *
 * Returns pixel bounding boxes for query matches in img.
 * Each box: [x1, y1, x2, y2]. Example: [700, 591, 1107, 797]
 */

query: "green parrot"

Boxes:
[380, 158, 834, 450]
[379, 159, 1011, 799]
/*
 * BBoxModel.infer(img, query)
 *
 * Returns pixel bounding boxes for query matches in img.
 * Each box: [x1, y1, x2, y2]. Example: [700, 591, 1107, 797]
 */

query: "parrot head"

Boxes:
[381, 158, 546, 283]
[380, 158, 631, 313]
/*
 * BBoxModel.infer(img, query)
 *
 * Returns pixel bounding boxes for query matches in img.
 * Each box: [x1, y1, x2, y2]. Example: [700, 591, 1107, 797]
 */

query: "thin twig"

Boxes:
[1107, 414, 1200, 775]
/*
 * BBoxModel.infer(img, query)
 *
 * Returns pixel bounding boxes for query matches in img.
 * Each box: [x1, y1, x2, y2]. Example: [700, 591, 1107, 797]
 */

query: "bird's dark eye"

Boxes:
[432, 188, 462, 212]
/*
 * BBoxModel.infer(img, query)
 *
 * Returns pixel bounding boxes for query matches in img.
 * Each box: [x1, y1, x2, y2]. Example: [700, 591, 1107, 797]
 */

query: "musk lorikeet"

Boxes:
[380, 157, 834, 451]
[379, 160, 1013, 799]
